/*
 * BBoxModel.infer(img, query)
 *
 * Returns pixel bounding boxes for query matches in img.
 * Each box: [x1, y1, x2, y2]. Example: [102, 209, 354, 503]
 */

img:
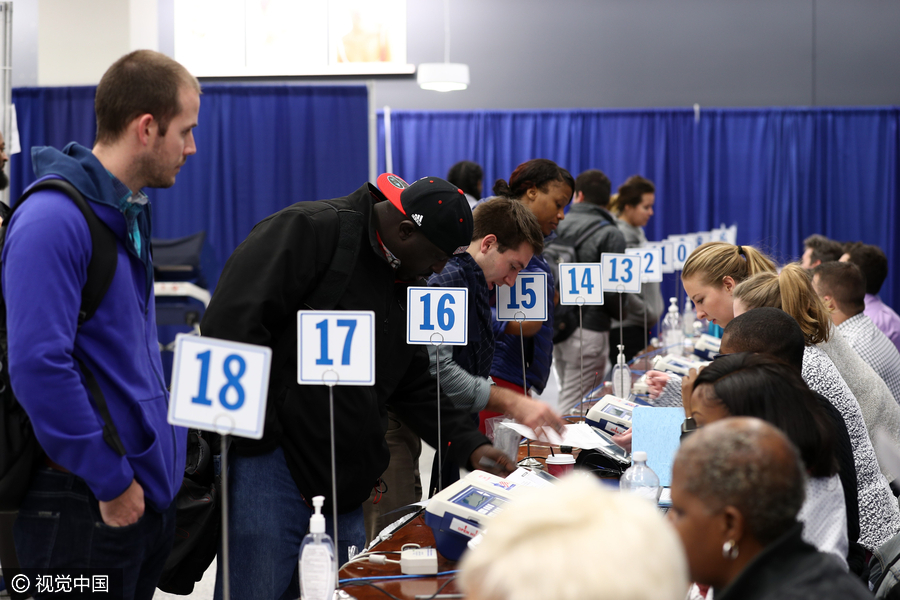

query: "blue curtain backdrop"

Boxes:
[377, 107, 900, 309]
[11, 84, 370, 287]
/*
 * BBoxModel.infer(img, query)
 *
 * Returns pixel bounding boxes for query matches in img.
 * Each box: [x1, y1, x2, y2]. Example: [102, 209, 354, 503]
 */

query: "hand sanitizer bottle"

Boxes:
[299, 495, 335, 600]
[612, 344, 632, 399]
[660, 297, 684, 356]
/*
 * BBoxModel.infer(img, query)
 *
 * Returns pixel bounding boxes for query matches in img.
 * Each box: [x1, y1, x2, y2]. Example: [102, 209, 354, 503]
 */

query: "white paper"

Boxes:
[7, 105, 20, 155]
[502, 467, 555, 488]
[500, 421, 615, 450]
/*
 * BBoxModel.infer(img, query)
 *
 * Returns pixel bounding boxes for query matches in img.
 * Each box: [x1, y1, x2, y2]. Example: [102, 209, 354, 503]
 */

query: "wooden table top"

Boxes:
[338, 513, 461, 600]
[336, 348, 664, 599]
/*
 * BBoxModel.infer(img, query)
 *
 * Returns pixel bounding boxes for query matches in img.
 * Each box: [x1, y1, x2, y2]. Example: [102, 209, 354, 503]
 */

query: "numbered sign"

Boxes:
[668, 236, 696, 270]
[496, 272, 548, 321]
[626, 247, 663, 283]
[646, 241, 675, 274]
[558, 263, 605, 305]
[169, 334, 272, 439]
[407, 287, 468, 345]
[601, 253, 642, 294]
[298, 311, 375, 386]
[724, 225, 738, 245]
[711, 226, 728, 243]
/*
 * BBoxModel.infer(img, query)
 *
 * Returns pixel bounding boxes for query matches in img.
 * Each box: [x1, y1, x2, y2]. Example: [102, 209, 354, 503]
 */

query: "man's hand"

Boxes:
[469, 444, 515, 477]
[646, 370, 671, 399]
[99, 479, 145, 527]
[487, 386, 567, 440]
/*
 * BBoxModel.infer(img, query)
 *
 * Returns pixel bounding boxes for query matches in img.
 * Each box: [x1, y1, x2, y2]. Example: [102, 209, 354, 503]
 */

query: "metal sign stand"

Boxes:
[212, 415, 237, 600]
[430, 333, 445, 493]
[576, 297, 586, 419]
[515, 311, 528, 395]
[323, 370, 341, 590]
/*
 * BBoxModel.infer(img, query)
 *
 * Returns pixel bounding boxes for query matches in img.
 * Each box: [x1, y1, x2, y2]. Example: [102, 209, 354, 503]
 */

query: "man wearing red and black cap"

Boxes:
[201, 174, 514, 599]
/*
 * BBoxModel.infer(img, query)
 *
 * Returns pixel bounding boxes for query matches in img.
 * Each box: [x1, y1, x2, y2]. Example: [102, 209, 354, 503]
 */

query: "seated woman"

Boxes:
[646, 241, 777, 406]
[732, 264, 900, 553]
[686, 352, 847, 567]
[670, 417, 871, 599]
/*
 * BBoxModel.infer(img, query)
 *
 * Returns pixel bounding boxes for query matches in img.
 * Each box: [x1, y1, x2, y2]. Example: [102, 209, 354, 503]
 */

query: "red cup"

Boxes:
[546, 454, 575, 477]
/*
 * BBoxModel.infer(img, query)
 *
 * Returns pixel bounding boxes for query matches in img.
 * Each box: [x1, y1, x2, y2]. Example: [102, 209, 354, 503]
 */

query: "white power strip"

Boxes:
[400, 547, 438, 575]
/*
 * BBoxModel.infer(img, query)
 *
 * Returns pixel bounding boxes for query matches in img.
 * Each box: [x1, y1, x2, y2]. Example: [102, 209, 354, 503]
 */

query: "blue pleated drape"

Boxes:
[378, 107, 900, 307]
[10, 84, 370, 287]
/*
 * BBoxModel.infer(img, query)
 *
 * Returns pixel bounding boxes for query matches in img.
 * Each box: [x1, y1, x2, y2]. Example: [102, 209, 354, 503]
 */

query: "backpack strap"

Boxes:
[572, 220, 610, 252]
[13, 178, 118, 325]
[9, 178, 125, 457]
[303, 201, 365, 310]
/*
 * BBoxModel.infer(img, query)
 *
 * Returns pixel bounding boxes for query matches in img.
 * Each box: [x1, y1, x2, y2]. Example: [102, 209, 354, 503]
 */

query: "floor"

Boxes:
[152, 374, 561, 599]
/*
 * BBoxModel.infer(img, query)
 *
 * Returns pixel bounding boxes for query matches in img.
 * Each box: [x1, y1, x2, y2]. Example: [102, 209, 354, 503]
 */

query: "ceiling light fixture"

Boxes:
[417, 0, 469, 92]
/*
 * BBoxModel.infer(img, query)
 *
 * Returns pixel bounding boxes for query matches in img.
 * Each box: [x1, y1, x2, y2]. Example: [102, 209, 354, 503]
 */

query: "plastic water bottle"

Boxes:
[619, 451, 661, 502]
[660, 297, 684, 355]
[612, 343, 632, 399]
[299, 496, 336, 600]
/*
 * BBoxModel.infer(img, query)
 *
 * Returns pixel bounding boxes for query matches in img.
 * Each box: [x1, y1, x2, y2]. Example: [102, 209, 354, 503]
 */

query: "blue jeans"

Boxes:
[13, 467, 176, 600]
[214, 447, 366, 600]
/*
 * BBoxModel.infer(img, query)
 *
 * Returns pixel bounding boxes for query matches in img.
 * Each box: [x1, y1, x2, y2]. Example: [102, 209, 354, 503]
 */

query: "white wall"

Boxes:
[10, 0, 900, 107]
[15, 0, 158, 87]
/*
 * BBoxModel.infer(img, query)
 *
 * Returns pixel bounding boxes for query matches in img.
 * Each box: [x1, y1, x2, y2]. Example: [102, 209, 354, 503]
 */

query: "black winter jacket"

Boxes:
[201, 183, 490, 512]
[715, 523, 871, 600]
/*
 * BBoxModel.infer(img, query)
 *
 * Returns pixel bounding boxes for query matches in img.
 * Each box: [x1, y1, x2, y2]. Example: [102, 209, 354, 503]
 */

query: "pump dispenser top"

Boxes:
[310, 495, 326, 534]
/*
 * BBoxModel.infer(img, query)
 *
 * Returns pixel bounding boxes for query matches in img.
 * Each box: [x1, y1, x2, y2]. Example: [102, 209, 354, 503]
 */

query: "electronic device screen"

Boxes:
[593, 427, 630, 461]
[456, 489, 489, 509]
[602, 404, 630, 418]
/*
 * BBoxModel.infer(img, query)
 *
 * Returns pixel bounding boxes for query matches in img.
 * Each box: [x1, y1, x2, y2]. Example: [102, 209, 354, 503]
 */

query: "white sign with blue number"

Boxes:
[626, 247, 663, 283]
[496, 272, 548, 321]
[169, 334, 272, 439]
[645, 241, 675, 274]
[297, 311, 375, 386]
[407, 287, 468, 345]
[668, 236, 696, 270]
[601, 253, 643, 294]
[558, 263, 605, 305]
[692, 231, 713, 249]
[710, 225, 738, 246]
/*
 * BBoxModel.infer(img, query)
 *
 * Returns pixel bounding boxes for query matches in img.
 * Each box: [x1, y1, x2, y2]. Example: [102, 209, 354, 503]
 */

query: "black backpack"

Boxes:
[0, 178, 125, 512]
[543, 219, 611, 343]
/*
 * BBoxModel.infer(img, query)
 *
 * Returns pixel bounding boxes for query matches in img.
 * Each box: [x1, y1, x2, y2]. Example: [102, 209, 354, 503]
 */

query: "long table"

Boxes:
[337, 440, 578, 600]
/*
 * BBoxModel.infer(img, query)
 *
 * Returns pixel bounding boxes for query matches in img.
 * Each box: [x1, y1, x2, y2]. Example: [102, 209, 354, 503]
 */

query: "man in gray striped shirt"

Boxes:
[813, 261, 900, 404]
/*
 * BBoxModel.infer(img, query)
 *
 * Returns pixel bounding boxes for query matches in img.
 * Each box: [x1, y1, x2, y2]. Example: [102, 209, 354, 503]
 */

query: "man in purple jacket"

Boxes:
[2, 50, 199, 599]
